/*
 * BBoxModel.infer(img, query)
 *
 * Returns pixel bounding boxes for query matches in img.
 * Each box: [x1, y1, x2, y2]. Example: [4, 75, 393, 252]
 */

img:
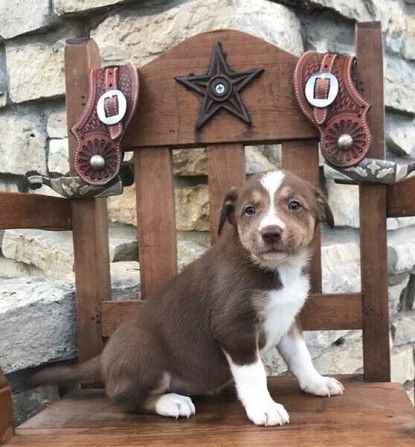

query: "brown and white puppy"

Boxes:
[30, 170, 343, 426]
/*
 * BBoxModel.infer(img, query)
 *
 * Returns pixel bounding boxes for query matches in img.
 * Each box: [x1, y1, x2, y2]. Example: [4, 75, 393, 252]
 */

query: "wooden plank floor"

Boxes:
[8, 377, 415, 446]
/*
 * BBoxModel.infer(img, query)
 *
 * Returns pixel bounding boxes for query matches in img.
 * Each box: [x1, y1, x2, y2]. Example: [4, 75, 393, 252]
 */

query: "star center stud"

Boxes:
[175, 42, 264, 130]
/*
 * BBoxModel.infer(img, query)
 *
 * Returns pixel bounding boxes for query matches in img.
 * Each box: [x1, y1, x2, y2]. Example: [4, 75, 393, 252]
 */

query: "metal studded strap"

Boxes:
[71, 64, 139, 185]
[294, 51, 371, 168]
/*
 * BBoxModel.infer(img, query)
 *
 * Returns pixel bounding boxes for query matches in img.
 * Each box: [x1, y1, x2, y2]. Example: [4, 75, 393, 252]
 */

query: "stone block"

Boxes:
[110, 261, 140, 301]
[108, 184, 137, 227]
[392, 313, 415, 346]
[385, 56, 415, 114]
[47, 109, 67, 139]
[175, 185, 209, 232]
[391, 346, 415, 384]
[386, 120, 415, 157]
[173, 148, 206, 176]
[0, 277, 76, 374]
[48, 138, 69, 175]
[388, 226, 415, 275]
[0, 256, 43, 278]
[0, 0, 56, 39]
[0, 112, 47, 175]
[54, 0, 128, 15]
[91, 0, 303, 66]
[326, 180, 359, 228]
[177, 240, 208, 271]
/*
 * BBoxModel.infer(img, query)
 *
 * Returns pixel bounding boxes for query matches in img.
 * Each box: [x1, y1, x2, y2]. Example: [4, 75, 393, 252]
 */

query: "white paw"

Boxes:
[302, 376, 344, 397]
[155, 393, 196, 419]
[245, 399, 290, 426]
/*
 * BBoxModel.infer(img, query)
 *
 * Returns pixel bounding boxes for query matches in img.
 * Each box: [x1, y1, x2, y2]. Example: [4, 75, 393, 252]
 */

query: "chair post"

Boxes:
[64, 39, 111, 362]
[0, 366, 14, 444]
[356, 23, 390, 382]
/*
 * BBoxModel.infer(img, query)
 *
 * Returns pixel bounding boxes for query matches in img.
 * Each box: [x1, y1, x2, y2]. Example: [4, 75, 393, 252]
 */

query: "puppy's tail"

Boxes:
[28, 355, 102, 388]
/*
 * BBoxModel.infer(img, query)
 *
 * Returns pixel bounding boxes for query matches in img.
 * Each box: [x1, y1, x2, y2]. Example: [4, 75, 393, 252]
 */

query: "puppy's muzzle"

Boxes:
[260, 225, 283, 244]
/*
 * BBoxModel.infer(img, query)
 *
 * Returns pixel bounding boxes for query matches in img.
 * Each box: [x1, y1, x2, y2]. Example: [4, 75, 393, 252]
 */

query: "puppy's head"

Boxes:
[218, 170, 334, 267]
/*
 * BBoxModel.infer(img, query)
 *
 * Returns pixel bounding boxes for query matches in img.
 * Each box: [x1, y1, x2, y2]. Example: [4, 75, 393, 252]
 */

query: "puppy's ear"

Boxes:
[218, 187, 239, 235]
[314, 188, 334, 228]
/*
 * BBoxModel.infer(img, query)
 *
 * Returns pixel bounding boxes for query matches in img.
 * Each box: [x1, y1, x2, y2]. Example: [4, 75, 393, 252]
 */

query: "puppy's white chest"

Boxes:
[260, 264, 309, 353]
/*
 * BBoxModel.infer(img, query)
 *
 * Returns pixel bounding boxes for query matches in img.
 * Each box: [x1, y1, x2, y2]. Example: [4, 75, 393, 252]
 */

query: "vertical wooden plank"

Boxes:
[207, 144, 246, 243]
[356, 22, 390, 382]
[65, 39, 110, 362]
[282, 140, 322, 293]
[135, 148, 177, 297]
[0, 366, 14, 443]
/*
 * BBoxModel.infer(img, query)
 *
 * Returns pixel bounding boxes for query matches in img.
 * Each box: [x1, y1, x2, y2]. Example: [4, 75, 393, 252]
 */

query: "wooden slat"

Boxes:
[356, 23, 390, 382]
[300, 293, 362, 330]
[101, 293, 362, 337]
[65, 39, 110, 362]
[207, 144, 246, 243]
[14, 378, 415, 446]
[0, 192, 71, 230]
[387, 176, 415, 217]
[0, 366, 14, 443]
[123, 30, 317, 149]
[281, 140, 322, 293]
[135, 148, 177, 297]
[101, 300, 141, 337]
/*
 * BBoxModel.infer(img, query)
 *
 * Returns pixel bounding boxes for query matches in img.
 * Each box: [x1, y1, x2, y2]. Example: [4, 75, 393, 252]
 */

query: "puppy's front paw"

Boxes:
[245, 399, 290, 426]
[155, 393, 196, 419]
[303, 376, 344, 397]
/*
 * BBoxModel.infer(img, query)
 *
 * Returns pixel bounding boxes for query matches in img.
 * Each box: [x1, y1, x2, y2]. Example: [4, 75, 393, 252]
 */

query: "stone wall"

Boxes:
[0, 0, 414, 423]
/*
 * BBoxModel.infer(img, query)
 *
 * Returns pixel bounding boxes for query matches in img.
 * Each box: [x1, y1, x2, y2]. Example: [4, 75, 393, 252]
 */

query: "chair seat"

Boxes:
[8, 376, 415, 447]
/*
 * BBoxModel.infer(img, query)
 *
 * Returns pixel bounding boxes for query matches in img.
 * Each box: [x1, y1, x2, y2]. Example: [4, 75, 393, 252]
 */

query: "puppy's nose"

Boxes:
[261, 225, 283, 243]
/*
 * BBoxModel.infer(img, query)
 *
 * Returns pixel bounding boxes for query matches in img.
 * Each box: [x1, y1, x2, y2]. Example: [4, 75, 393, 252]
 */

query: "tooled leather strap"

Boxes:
[71, 64, 139, 185]
[294, 51, 371, 168]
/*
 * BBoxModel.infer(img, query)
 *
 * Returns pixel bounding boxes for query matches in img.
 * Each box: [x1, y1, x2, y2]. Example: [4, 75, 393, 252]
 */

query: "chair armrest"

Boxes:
[0, 365, 14, 443]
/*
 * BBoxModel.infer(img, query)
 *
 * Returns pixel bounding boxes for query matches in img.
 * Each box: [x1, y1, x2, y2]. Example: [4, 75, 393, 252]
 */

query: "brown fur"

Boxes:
[29, 170, 333, 413]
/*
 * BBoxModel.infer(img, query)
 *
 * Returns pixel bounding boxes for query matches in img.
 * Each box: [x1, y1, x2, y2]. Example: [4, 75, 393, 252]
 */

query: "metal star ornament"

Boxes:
[175, 42, 264, 130]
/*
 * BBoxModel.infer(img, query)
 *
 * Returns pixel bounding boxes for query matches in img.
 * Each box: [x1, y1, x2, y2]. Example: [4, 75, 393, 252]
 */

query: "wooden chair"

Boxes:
[1, 22, 414, 447]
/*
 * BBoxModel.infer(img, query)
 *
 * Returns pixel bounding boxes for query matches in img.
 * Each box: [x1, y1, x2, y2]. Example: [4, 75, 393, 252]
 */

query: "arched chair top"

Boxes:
[123, 29, 317, 148]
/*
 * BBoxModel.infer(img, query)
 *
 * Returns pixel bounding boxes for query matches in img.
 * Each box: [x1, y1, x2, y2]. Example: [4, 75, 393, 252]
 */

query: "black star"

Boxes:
[176, 42, 264, 130]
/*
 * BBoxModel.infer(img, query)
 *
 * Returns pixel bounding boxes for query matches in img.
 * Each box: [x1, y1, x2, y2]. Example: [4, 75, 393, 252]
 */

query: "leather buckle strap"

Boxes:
[71, 64, 139, 185]
[294, 51, 371, 168]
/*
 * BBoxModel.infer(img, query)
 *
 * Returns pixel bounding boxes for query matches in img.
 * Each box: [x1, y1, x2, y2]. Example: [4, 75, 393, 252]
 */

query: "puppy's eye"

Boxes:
[288, 201, 301, 211]
[244, 205, 256, 216]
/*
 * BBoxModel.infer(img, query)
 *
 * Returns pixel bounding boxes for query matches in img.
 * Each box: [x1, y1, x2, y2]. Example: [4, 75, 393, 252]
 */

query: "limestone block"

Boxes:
[91, 0, 303, 66]
[108, 184, 137, 226]
[388, 227, 415, 275]
[0, 112, 47, 175]
[0, 0, 56, 39]
[385, 56, 415, 114]
[177, 240, 208, 271]
[326, 180, 359, 228]
[6, 25, 82, 104]
[391, 346, 415, 384]
[245, 145, 281, 174]
[0, 256, 43, 278]
[2, 225, 138, 278]
[322, 241, 361, 293]
[110, 261, 140, 301]
[307, 0, 376, 22]
[48, 138, 69, 175]
[175, 186, 209, 232]
[312, 330, 363, 375]
[403, 17, 415, 60]
[173, 148, 207, 176]
[0, 182, 19, 193]
[392, 314, 415, 346]
[386, 120, 415, 157]
[47, 110, 67, 139]
[0, 277, 76, 374]
[389, 282, 407, 315]
[54, 0, 128, 15]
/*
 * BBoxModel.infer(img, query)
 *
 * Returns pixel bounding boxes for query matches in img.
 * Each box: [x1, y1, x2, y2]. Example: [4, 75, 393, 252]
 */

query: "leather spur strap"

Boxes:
[294, 52, 371, 168]
[72, 64, 139, 185]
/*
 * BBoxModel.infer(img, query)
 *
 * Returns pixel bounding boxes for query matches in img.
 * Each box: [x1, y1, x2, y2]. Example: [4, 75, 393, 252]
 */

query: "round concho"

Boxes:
[321, 114, 370, 167]
[75, 133, 121, 185]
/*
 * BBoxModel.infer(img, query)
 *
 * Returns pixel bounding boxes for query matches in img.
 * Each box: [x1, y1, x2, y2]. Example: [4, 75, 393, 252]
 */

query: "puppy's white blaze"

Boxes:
[259, 171, 286, 231]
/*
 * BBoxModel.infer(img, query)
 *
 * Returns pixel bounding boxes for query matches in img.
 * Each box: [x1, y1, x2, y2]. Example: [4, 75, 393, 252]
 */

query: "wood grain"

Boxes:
[14, 377, 415, 446]
[387, 176, 415, 217]
[356, 23, 390, 382]
[135, 148, 177, 297]
[123, 30, 317, 149]
[207, 144, 246, 243]
[0, 366, 14, 443]
[100, 293, 362, 337]
[65, 39, 110, 363]
[0, 193, 71, 230]
[281, 140, 322, 293]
